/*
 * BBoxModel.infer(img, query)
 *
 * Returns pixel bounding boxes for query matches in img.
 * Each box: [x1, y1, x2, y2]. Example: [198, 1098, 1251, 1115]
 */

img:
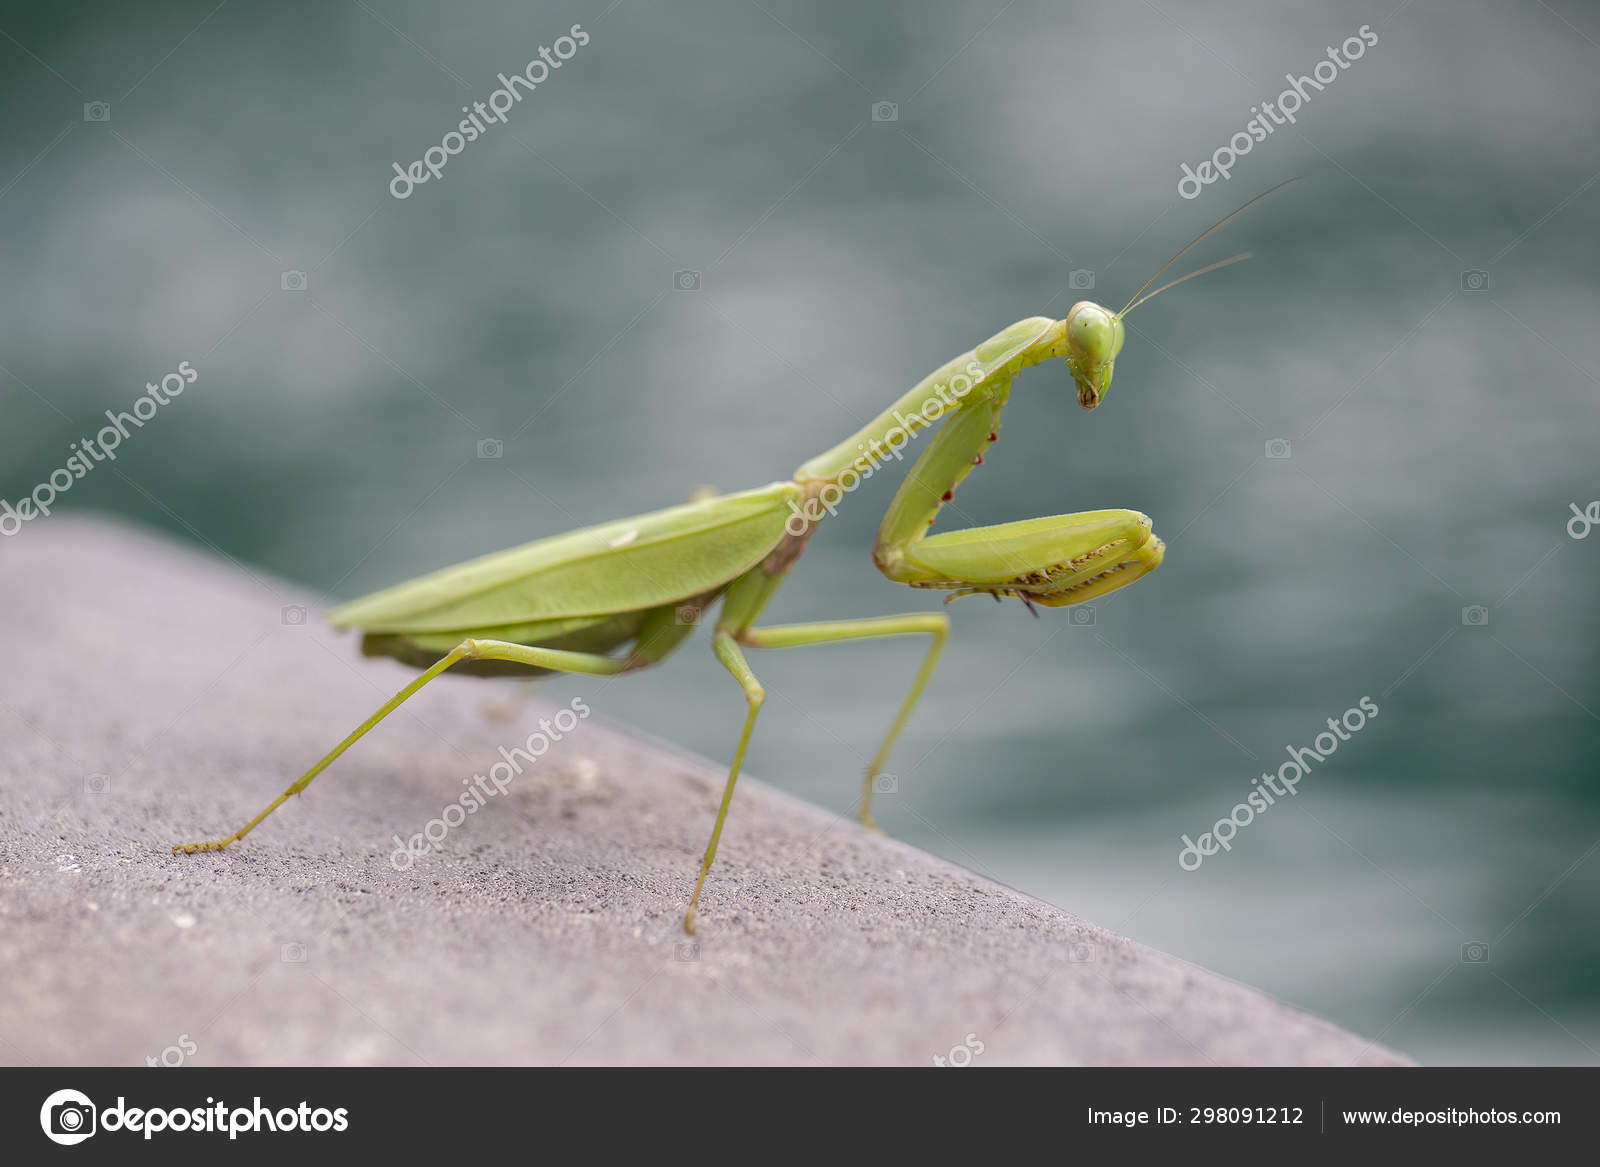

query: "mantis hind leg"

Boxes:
[171, 638, 631, 855]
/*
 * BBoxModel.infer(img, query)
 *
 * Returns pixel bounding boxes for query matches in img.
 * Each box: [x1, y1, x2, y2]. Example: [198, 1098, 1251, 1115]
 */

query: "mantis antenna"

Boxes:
[1118, 176, 1304, 317]
[1122, 252, 1254, 315]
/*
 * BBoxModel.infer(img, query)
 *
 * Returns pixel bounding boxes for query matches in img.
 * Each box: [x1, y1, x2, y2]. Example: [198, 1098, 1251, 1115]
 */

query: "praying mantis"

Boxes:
[174, 182, 1296, 933]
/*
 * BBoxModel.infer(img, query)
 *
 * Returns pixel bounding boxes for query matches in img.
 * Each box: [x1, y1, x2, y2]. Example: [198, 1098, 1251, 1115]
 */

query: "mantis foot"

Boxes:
[171, 838, 236, 854]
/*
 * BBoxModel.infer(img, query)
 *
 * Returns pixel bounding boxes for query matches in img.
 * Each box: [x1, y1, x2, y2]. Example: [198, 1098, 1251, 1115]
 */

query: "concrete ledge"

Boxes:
[0, 517, 1407, 1065]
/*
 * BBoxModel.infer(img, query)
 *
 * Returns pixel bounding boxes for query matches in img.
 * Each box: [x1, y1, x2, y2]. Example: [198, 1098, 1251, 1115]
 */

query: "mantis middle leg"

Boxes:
[738, 613, 948, 831]
[683, 575, 949, 930]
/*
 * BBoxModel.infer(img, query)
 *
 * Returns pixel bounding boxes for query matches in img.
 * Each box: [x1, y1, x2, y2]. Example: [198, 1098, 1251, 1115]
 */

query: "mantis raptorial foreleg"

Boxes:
[868, 347, 1165, 606]
[171, 638, 632, 855]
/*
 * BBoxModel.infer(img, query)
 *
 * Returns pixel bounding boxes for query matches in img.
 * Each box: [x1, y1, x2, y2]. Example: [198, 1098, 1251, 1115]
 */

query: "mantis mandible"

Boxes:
[175, 182, 1295, 933]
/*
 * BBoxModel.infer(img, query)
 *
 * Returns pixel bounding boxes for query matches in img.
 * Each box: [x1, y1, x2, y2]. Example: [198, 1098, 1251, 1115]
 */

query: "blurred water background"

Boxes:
[2, 0, 1597, 1063]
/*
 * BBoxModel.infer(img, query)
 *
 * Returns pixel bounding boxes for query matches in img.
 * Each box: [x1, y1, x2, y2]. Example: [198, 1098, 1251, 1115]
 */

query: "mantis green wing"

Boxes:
[328, 480, 803, 633]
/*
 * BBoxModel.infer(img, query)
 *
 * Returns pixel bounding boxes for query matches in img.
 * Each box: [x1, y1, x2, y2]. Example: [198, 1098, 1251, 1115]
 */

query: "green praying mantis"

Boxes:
[175, 181, 1296, 933]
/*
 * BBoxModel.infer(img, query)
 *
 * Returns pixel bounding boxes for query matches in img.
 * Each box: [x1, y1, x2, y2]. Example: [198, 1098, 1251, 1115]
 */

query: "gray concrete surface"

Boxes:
[0, 516, 1407, 1065]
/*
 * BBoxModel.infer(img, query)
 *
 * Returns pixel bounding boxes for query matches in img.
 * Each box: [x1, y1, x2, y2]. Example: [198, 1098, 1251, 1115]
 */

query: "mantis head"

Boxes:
[1064, 301, 1124, 410]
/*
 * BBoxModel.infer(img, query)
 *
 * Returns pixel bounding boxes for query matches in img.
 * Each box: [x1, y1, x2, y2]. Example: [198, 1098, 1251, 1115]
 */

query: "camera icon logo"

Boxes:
[280, 270, 307, 292]
[675, 603, 701, 625]
[40, 1088, 97, 1145]
[675, 940, 700, 962]
[476, 438, 504, 460]
[673, 270, 701, 291]
[873, 773, 898, 794]
[83, 101, 111, 122]
[1067, 941, 1097, 963]
[1068, 269, 1096, 291]
[84, 774, 110, 794]
[1461, 940, 1490, 964]
[281, 942, 308, 963]
[1265, 438, 1292, 460]
[871, 101, 899, 122]
[1461, 604, 1489, 627]
[281, 604, 308, 627]
[1460, 269, 1489, 291]
[1069, 605, 1096, 626]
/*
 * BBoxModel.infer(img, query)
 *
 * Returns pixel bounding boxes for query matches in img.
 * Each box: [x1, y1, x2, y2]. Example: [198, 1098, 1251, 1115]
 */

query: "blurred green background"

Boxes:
[3, 0, 1596, 1064]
